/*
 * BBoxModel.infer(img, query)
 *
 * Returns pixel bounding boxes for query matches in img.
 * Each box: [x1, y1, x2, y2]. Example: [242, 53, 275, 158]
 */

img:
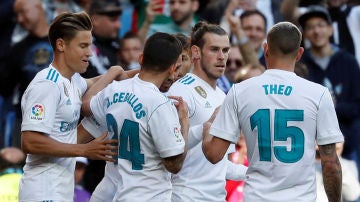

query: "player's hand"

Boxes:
[207, 106, 220, 123]
[83, 132, 118, 162]
[168, 96, 189, 121]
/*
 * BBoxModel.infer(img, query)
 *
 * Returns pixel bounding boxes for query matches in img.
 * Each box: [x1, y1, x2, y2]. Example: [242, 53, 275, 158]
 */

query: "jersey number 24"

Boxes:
[106, 114, 145, 170]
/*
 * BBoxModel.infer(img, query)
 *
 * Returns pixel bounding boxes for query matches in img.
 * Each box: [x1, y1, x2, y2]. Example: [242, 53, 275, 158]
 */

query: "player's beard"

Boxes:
[200, 58, 224, 81]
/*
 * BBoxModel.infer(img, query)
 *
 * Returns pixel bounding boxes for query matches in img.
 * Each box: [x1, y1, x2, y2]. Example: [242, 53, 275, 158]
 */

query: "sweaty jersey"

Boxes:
[210, 69, 344, 202]
[89, 76, 185, 202]
[20, 65, 87, 201]
[168, 73, 230, 202]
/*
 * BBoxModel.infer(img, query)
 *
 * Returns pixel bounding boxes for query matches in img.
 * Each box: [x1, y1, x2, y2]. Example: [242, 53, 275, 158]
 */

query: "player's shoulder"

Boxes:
[175, 73, 198, 87]
[30, 66, 63, 87]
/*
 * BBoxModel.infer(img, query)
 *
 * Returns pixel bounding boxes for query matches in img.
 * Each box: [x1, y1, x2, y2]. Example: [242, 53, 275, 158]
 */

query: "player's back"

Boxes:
[90, 76, 185, 202]
[232, 69, 342, 201]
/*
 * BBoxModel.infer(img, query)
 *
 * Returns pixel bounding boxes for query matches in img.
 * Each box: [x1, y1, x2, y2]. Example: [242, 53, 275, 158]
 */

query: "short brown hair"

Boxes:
[267, 22, 302, 57]
[48, 11, 92, 49]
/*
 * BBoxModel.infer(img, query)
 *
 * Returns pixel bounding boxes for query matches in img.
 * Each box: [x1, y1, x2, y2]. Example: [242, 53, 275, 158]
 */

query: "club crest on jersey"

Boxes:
[63, 83, 69, 97]
[195, 86, 207, 98]
[30, 103, 44, 120]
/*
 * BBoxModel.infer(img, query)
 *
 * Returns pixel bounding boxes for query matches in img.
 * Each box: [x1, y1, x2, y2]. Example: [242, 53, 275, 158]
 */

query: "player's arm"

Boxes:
[202, 121, 231, 164]
[318, 143, 342, 202]
[22, 131, 117, 162]
[226, 160, 248, 180]
[77, 123, 95, 144]
[82, 66, 137, 116]
[162, 96, 189, 174]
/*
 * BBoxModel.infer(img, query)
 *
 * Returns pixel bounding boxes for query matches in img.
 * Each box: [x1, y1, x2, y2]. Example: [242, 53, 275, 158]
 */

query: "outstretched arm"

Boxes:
[82, 66, 139, 116]
[22, 131, 117, 162]
[318, 143, 342, 202]
[202, 122, 231, 164]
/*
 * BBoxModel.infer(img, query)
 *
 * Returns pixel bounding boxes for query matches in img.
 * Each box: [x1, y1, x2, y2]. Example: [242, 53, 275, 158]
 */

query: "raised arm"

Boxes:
[82, 66, 139, 116]
[202, 121, 231, 164]
[137, 0, 163, 44]
[318, 143, 342, 202]
[226, 10, 261, 66]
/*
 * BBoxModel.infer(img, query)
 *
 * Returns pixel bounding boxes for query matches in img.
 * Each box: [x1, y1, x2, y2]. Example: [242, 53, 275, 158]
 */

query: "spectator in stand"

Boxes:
[74, 157, 91, 202]
[137, 0, 199, 44]
[327, 0, 360, 63]
[0, 147, 25, 202]
[118, 31, 142, 70]
[281, 0, 360, 63]
[82, 0, 122, 78]
[0, 0, 52, 148]
[298, 5, 360, 181]
[219, 0, 283, 34]
[239, 10, 267, 66]
[0, 0, 16, 148]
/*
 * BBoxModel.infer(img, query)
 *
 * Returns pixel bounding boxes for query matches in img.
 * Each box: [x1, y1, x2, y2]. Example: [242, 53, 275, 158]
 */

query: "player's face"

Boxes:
[241, 14, 266, 52]
[303, 17, 332, 49]
[63, 30, 93, 74]
[159, 55, 182, 92]
[199, 33, 230, 80]
[177, 50, 192, 79]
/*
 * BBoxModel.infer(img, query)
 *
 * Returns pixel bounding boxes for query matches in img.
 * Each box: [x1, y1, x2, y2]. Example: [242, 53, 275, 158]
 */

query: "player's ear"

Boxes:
[263, 42, 269, 57]
[296, 47, 304, 62]
[56, 38, 66, 52]
[138, 53, 143, 65]
[191, 45, 200, 61]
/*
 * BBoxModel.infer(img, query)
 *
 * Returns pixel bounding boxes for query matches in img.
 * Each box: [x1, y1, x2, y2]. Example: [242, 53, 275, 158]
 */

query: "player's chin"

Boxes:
[78, 63, 89, 73]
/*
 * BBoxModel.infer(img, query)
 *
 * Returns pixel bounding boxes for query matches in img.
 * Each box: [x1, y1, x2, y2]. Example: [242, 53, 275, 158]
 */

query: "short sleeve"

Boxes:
[316, 89, 344, 145]
[81, 116, 106, 138]
[21, 80, 60, 134]
[210, 86, 241, 144]
[89, 87, 109, 128]
[148, 101, 185, 158]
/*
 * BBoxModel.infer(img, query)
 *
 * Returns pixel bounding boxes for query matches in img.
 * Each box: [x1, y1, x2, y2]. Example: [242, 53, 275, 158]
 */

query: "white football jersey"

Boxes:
[20, 65, 87, 201]
[81, 116, 118, 202]
[168, 73, 231, 202]
[89, 76, 185, 202]
[210, 69, 344, 202]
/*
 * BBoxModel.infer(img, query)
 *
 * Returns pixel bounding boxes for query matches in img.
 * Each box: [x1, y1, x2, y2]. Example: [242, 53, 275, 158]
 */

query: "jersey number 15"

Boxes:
[250, 109, 304, 163]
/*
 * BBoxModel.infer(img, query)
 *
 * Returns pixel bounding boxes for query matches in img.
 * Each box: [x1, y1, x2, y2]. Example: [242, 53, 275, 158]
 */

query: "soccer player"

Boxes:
[203, 22, 343, 201]
[19, 12, 122, 202]
[168, 21, 247, 202]
[81, 32, 188, 201]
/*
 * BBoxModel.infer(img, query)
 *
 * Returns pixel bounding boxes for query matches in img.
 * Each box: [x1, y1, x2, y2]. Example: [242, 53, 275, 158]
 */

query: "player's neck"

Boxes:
[192, 66, 218, 89]
[51, 57, 75, 80]
[138, 70, 168, 89]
